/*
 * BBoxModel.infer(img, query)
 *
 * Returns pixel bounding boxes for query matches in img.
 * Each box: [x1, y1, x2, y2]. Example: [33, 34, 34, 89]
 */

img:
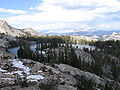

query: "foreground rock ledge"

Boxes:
[0, 58, 107, 90]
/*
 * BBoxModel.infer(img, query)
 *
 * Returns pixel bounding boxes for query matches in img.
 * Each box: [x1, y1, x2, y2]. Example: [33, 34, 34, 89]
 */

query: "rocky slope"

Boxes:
[0, 20, 119, 90]
[102, 32, 120, 41]
[0, 44, 119, 90]
[0, 20, 42, 37]
[0, 33, 17, 52]
[70, 35, 97, 43]
[0, 58, 106, 90]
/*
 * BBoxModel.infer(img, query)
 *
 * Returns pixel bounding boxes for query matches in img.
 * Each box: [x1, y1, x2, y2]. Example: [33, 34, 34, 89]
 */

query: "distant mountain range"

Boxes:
[42, 29, 120, 37]
[0, 20, 42, 37]
[70, 32, 120, 42]
[1, 19, 120, 41]
[41, 29, 120, 41]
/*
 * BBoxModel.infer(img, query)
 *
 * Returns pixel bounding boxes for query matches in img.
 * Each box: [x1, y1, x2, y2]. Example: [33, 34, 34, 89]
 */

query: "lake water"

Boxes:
[8, 44, 95, 57]
[8, 44, 38, 57]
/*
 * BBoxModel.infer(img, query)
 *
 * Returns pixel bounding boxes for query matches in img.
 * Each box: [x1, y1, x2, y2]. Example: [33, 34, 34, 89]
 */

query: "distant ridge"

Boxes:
[0, 20, 42, 37]
[42, 29, 120, 36]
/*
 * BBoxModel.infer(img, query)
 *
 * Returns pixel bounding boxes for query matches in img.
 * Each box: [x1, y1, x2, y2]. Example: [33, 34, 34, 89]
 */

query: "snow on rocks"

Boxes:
[0, 58, 44, 85]
[37, 70, 42, 73]
[38, 51, 46, 54]
[11, 59, 45, 81]
[12, 59, 30, 75]
[1, 78, 14, 80]
[27, 75, 44, 81]
[0, 58, 108, 89]
[5, 71, 23, 76]
[0, 68, 7, 72]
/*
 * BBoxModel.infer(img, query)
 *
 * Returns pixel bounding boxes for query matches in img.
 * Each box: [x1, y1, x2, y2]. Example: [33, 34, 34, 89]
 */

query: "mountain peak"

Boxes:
[0, 20, 42, 37]
[112, 32, 117, 35]
[0, 20, 7, 23]
[0, 20, 9, 27]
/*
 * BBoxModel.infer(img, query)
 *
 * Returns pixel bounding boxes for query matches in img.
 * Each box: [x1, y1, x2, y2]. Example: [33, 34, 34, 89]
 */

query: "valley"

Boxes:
[0, 20, 119, 90]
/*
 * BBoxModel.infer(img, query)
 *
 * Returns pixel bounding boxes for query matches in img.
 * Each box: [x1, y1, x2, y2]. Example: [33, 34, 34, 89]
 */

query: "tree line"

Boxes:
[15, 37, 120, 90]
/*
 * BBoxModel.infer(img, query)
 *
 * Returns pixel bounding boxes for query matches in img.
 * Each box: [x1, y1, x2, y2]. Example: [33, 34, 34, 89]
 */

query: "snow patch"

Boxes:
[27, 75, 44, 80]
[38, 70, 43, 73]
[0, 68, 7, 72]
[1, 78, 14, 80]
[5, 71, 23, 75]
[12, 59, 30, 74]
[38, 51, 46, 54]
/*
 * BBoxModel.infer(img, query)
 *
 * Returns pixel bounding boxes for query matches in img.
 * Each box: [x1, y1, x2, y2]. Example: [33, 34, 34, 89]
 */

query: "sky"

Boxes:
[1, 0, 120, 33]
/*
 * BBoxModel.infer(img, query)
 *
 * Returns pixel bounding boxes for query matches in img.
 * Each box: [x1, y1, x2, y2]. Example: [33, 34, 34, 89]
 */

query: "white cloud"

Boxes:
[0, 8, 27, 14]
[35, 0, 120, 10]
[96, 22, 120, 30]
[1, 0, 120, 32]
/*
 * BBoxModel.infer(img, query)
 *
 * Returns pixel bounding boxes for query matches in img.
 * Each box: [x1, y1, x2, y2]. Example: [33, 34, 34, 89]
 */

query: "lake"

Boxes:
[8, 43, 95, 57]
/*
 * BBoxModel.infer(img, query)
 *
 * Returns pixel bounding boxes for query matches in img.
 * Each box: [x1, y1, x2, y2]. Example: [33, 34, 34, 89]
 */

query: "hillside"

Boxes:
[0, 20, 42, 37]
[0, 20, 119, 90]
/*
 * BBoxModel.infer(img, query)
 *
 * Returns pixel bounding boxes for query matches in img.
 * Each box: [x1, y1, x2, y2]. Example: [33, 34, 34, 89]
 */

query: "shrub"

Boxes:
[75, 75, 95, 90]
[20, 80, 29, 88]
[39, 79, 58, 90]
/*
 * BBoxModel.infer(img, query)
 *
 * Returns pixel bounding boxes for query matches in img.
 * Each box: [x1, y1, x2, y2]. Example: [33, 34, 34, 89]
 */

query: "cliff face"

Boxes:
[0, 20, 41, 37]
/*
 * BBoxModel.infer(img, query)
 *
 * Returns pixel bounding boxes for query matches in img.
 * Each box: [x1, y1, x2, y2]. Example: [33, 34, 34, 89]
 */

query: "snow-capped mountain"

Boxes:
[42, 29, 120, 37]
[70, 32, 120, 41]
[0, 20, 42, 37]
[102, 32, 120, 41]
[90, 35, 100, 40]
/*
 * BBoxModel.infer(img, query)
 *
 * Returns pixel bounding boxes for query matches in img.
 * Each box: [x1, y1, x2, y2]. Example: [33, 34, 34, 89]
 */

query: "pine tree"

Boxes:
[17, 46, 24, 58]
[111, 60, 119, 81]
